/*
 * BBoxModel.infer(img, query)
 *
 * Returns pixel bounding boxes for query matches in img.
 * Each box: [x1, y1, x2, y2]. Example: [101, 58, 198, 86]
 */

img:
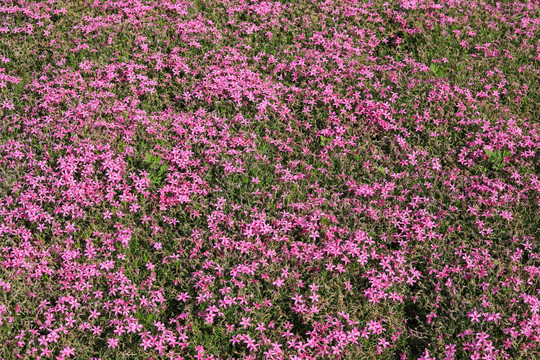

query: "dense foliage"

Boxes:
[0, 0, 539, 359]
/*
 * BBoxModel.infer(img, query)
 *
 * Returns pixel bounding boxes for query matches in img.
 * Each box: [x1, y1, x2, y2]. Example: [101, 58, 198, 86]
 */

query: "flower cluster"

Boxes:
[0, 0, 538, 359]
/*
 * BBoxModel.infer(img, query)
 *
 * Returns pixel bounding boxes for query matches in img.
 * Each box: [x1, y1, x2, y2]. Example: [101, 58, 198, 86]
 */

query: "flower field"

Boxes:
[0, 0, 539, 359]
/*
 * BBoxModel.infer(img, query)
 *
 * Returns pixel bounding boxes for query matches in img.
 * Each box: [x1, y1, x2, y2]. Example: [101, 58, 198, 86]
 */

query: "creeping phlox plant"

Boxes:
[0, 0, 539, 359]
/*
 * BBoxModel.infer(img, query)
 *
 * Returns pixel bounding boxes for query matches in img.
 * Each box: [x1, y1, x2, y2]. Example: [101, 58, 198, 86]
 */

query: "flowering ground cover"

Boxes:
[0, 0, 539, 359]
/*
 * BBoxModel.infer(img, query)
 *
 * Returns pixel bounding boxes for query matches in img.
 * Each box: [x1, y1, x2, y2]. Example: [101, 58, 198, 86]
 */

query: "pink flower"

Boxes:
[107, 337, 119, 349]
[178, 292, 190, 302]
[41, 347, 52, 357]
[378, 337, 390, 348]
[273, 278, 284, 288]
[240, 317, 252, 329]
[91, 326, 102, 336]
[60, 346, 75, 358]
[500, 210, 513, 221]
